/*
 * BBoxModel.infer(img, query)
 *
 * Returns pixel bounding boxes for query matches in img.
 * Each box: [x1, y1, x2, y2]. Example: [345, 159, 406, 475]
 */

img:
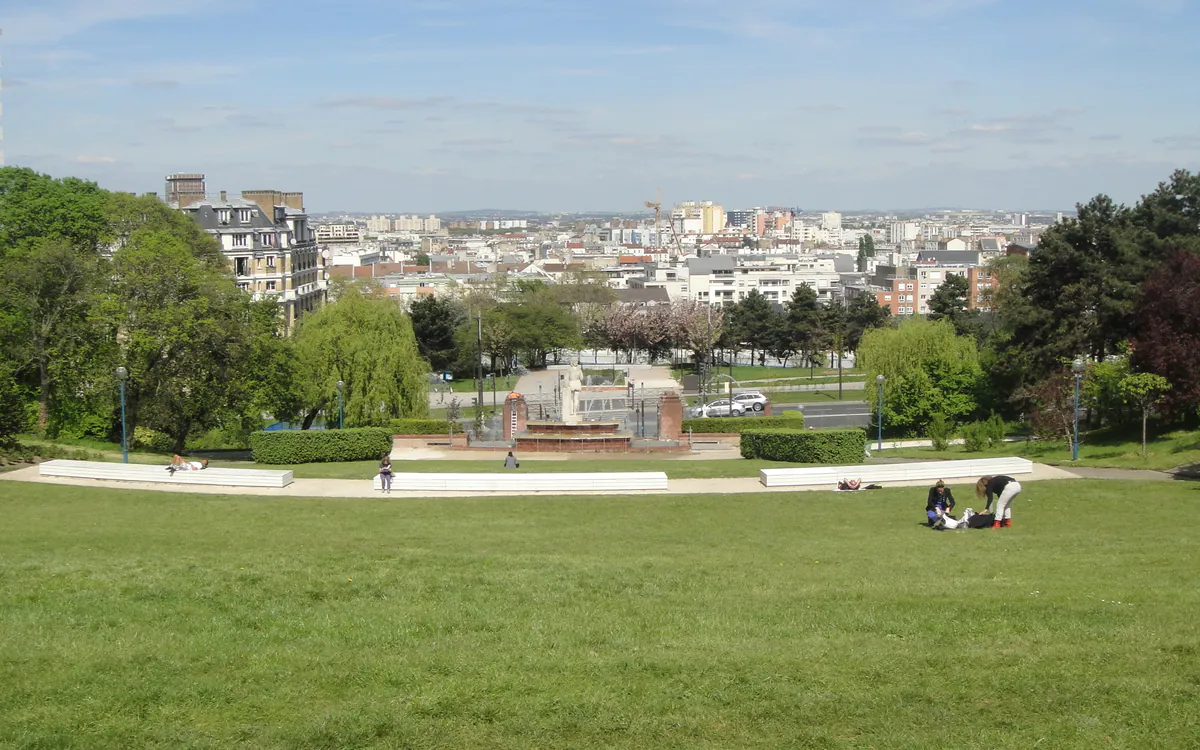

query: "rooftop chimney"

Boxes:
[220, 190, 227, 202]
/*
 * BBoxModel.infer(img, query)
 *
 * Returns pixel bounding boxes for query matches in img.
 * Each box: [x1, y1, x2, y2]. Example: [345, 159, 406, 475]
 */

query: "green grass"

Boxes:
[674, 365, 863, 383]
[740, 374, 867, 388]
[883, 429, 1200, 472]
[2, 479, 1198, 748]
[435, 377, 518, 394]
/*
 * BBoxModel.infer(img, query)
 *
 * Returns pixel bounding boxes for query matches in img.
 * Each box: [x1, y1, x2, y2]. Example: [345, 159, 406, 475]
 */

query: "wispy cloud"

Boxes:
[1153, 133, 1200, 150]
[4, 0, 220, 45]
[75, 155, 118, 164]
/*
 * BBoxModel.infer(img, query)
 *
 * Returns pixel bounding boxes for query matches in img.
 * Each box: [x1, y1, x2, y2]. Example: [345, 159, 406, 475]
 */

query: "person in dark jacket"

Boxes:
[925, 480, 956, 527]
[976, 475, 1022, 529]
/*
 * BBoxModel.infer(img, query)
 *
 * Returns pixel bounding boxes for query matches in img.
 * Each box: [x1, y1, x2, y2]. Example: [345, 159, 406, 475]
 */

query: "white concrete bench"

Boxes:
[759, 457, 1034, 488]
[39, 460, 293, 488]
[372, 471, 669, 492]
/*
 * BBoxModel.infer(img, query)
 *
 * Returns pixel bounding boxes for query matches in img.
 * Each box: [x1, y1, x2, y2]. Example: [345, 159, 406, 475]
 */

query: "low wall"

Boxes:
[392, 433, 469, 449]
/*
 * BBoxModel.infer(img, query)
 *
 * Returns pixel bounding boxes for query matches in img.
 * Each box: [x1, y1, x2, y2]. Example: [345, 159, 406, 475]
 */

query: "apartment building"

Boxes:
[181, 190, 326, 328]
[626, 256, 841, 307]
[860, 263, 994, 316]
[315, 223, 362, 243]
[671, 200, 725, 235]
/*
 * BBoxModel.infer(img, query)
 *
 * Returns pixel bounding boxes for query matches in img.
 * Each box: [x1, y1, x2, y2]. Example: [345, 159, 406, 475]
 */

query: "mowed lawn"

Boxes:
[212, 458, 815, 480]
[2, 480, 1198, 748]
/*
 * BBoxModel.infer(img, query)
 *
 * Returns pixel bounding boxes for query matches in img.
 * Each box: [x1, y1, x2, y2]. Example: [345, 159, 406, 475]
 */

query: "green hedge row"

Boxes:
[249, 428, 394, 464]
[388, 418, 453, 435]
[740, 428, 866, 464]
[683, 414, 803, 434]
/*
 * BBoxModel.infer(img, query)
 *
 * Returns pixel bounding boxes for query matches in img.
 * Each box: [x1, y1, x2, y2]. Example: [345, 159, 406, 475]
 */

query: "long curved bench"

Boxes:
[759, 457, 1034, 488]
[39, 460, 293, 488]
[372, 471, 668, 492]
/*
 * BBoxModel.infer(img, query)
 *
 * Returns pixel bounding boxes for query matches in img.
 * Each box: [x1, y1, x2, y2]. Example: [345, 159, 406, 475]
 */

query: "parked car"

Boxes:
[732, 391, 769, 412]
[698, 399, 747, 418]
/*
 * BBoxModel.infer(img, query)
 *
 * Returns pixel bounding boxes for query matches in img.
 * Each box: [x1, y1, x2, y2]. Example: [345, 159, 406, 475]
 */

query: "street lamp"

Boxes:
[876, 374, 886, 451]
[116, 367, 129, 464]
[1072, 357, 1085, 461]
[335, 380, 345, 430]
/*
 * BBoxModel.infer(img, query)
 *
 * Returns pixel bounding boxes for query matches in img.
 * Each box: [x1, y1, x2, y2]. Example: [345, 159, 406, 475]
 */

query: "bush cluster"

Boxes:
[388, 418, 452, 435]
[249, 428, 393, 464]
[961, 414, 1008, 452]
[740, 428, 867, 464]
[684, 414, 804, 434]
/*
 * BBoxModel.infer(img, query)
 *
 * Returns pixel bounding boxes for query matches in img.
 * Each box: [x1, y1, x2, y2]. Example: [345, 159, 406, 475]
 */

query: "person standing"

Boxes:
[977, 475, 1021, 529]
[378, 455, 393, 494]
[503, 451, 519, 469]
[926, 480, 956, 528]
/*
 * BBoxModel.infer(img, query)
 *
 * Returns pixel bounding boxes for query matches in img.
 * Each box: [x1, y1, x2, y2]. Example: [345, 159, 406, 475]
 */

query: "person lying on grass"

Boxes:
[166, 455, 208, 472]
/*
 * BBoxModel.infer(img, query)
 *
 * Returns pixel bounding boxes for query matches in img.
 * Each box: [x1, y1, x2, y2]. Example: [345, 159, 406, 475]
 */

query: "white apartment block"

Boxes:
[315, 223, 362, 243]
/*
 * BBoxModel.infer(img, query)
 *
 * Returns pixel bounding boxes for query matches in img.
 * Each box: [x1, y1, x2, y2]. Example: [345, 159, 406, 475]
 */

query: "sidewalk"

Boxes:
[0, 462, 1083, 499]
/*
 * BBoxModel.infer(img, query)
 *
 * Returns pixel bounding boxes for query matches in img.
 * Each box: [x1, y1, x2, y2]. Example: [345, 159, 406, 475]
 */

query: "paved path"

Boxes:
[0, 462, 1083, 499]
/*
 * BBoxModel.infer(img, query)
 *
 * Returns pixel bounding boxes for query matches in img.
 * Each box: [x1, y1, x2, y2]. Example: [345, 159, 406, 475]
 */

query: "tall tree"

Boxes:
[0, 239, 107, 433]
[844, 294, 890, 354]
[784, 285, 822, 369]
[927, 273, 977, 336]
[731, 290, 776, 365]
[0, 167, 110, 259]
[1118, 373, 1171, 458]
[1131, 250, 1200, 420]
[0, 365, 28, 448]
[292, 282, 429, 429]
[858, 318, 983, 436]
[856, 235, 876, 272]
[105, 230, 259, 452]
[410, 295, 467, 373]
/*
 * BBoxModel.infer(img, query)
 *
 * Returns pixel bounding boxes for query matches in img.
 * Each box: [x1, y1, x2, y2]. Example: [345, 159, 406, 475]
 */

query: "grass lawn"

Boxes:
[740, 374, 867, 388]
[2, 479, 1197, 748]
[883, 429, 1200, 472]
[674, 365, 863, 383]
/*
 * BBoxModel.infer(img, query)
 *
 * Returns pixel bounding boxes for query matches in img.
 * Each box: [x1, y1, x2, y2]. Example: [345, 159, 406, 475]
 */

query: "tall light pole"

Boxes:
[876, 374, 885, 451]
[1072, 357, 1085, 461]
[335, 380, 345, 430]
[116, 367, 129, 463]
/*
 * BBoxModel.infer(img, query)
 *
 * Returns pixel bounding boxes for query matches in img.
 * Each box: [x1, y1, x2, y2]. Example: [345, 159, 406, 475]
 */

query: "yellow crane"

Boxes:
[644, 189, 662, 253]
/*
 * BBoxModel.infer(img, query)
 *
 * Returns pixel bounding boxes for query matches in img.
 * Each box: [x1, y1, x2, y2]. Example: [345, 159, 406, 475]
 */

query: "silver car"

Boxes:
[700, 399, 747, 417]
[732, 391, 769, 412]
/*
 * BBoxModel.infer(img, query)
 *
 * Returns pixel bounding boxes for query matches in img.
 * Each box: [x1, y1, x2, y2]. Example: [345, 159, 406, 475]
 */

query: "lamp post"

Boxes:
[116, 367, 129, 464]
[1072, 357, 1085, 461]
[335, 380, 345, 430]
[876, 374, 885, 451]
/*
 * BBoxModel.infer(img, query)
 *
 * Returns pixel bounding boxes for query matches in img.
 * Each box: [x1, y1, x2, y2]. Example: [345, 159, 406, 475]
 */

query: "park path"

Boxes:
[0, 462, 1086, 499]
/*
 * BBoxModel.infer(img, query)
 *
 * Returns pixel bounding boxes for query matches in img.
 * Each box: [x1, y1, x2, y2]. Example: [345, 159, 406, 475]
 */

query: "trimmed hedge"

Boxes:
[683, 414, 803, 434]
[249, 428, 393, 464]
[740, 428, 866, 464]
[388, 418, 452, 435]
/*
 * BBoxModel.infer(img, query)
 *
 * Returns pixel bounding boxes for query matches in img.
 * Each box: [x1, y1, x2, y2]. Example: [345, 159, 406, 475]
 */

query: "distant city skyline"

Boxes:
[5, 0, 1200, 212]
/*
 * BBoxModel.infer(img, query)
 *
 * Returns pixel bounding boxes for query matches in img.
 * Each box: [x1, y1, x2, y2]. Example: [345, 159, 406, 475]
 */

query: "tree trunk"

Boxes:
[38, 360, 50, 435]
[1142, 409, 1149, 458]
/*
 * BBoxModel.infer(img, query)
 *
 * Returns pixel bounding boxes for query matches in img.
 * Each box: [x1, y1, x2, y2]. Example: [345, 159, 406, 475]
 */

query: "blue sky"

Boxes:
[4, 0, 1200, 212]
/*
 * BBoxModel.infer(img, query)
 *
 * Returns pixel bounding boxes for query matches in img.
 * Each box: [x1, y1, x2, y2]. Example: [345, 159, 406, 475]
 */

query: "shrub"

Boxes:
[249, 428, 393, 464]
[389, 418, 451, 435]
[927, 413, 953, 451]
[684, 415, 804, 434]
[132, 426, 173, 453]
[0, 369, 28, 448]
[740, 429, 866, 464]
[960, 414, 1008, 453]
[984, 413, 1008, 446]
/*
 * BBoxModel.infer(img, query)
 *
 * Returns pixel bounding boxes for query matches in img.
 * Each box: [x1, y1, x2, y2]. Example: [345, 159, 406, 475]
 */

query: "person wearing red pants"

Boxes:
[976, 475, 1022, 529]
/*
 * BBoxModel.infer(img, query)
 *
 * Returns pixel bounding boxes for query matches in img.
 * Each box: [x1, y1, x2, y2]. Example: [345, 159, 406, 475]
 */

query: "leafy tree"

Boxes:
[1131, 250, 1200, 420]
[784, 285, 822, 369]
[927, 273, 975, 335]
[291, 281, 429, 429]
[105, 230, 260, 452]
[0, 365, 29, 448]
[1081, 354, 1134, 428]
[1113, 372, 1171, 456]
[730, 290, 776, 365]
[241, 299, 302, 429]
[858, 318, 983, 436]
[410, 295, 466, 372]
[856, 235, 876, 272]
[1118, 372, 1171, 458]
[415, 253, 431, 266]
[0, 167, 110, 258]
[844, 294, 890, 354]
[1017, 370, 1079, 446]
[0, 239, 107, 433]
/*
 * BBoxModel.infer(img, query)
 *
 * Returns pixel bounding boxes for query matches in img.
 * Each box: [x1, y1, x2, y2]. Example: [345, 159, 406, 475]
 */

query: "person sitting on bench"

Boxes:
[167, 455, 208, 472]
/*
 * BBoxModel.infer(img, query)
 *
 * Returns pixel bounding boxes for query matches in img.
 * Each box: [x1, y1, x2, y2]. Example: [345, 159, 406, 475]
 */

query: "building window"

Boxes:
[239, 209, 252, 223]
[266, 256, 276, 268]
[261, 233, 276, 247]
[232, 234, 248, 248]
[235, 258, 249, 276]
[238, 282, 249, 291]
[217, 209, 231, 224]
[266, 281, 277, 291]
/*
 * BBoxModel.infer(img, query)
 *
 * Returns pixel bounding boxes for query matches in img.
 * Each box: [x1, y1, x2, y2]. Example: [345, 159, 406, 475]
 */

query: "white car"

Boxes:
[699, 399, 747, 417]
[732, 391, 769, 412]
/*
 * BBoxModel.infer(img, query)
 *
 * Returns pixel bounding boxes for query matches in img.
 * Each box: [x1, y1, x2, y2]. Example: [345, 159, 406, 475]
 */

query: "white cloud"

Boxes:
[3, 0, 221, 45]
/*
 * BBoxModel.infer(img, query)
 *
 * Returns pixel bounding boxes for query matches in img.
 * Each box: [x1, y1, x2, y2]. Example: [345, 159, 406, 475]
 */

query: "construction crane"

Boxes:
[644, 189, 662, 254]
